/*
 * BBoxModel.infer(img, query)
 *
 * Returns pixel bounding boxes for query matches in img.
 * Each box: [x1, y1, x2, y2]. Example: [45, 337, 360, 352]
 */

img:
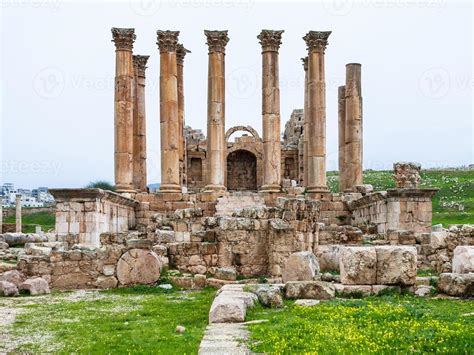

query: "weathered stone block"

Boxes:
[452, 246, 474, 274]
[116, 249, 161, 286]
[282, 251, 320, 282]
[340, 247, 376, 285]
[285, 281, 335, 300]
[315, 245, 340, 272]
[215, 267, 237, 281]
[19, 277, 50, 295]
[0, 281, 19, 297]
[438, 273, 474, 297]
[375, 246, 417, 286]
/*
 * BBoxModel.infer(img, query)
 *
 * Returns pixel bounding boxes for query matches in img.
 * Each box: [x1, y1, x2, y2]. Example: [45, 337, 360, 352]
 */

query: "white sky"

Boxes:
[1, 0, 473, 189]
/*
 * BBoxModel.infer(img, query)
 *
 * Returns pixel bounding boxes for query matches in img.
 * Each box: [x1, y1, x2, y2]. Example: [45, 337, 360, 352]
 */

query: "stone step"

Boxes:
[215, 192, 265, 217]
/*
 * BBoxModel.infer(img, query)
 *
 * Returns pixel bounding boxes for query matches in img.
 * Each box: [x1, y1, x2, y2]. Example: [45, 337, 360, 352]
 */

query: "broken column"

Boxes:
[177, 44, 191, 187]
[303, 31, 331, 194]
[393, 162, 421, 188]
[112, 27, 136, 194]
[338, 85, 346, 192]
[302, 57, 309, 188]
[132, 55, 149, 192]
[157, 30, 181, 193]
[344, 63, 363, 190]
[15, 194, 21, 233]
[258, 30, 283, 193]
[204, 30, 229, 193]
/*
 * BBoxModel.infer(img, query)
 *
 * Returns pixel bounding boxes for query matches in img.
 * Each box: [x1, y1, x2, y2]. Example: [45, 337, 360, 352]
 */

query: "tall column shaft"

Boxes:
[338, 85, 346, 192]
[0, 197, 2, 234]
[132, 55, 149, 192]
[344, 63, 363, 190]
[157, 30, 181, 193]
[204, 30, 229, 193]
[15, 194, 21, 233]
[177, 44, 191, 187]
[302, 57, 309, 188]
[112, 28, 136, 194]
[258, 30, 283, 193]
[303, 31, 331, 194]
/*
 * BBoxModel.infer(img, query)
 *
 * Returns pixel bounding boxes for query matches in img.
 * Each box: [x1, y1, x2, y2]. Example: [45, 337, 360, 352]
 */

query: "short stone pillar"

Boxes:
[394, 162, 421, 188]
[157, 30, 181, 193]
[344, 63, 363, 190]
[177, 44, 191, 187]
[111, 27, 136, 194]
[15, 194, 22, 233]
[302, 57, 309, 188]
[338, 85, 346, 192]
[132, 55, 149, 192]
[258, 30, 284, 193]
[303, 31, 331, 194]
[204, 30, 229, 193]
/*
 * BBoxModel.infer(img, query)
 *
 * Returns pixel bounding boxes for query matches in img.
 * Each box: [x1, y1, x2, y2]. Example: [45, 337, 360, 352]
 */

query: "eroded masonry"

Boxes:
[1, 28, 472, 299]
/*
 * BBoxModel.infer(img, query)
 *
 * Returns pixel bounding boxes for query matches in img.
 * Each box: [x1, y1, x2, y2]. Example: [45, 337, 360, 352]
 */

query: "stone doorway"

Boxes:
[227, 150, 257, 191]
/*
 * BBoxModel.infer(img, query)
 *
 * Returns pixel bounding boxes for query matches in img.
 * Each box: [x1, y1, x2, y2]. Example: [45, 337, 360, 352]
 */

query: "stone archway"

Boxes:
[226, 150, 257, 191]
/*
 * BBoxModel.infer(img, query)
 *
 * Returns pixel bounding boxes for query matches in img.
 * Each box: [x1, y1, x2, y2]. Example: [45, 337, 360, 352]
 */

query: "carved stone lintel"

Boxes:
[176, 44, 191, 65]
[133, 55, 150, 77]
[111, 27, 136, 51]
[303, 31, 331, 53]
[156, 30, 180, 53]
[204, 30, 229, 54]
[301, 56, 308, 71]
[257, 30, 284, 52]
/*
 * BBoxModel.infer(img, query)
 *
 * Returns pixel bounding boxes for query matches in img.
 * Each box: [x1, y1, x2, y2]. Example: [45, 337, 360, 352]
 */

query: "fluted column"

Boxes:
[157, 30, 181, 193]
[302, 56, 309, 188]
[15, 194, 21, 233]
[303, 31, 331, 194]
[177, 44, 191, 187]
[338, 85, 346, 192]
[112, 27, 136, 193]
[258, 30, 283, 193]
[344, 63, 363, 190]
[132, 55, 149, 192]
[204, 30, 229, 193]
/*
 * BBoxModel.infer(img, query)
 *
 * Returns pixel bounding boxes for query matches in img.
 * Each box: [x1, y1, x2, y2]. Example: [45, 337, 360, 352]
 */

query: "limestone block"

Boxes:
[452, 246, 474, 274]
[24, 244, 52, 257]
[294, 299, 320, 307]
[0, 281, 19, 297]
[117, 249, 161, 286]
[438, 273, 474, 297]
[194, 274, 207, 288]
[19, 277, 50, 295]
[215, 267, 237, 281]
[430, 231, 447, 250]
[95, 276, 118, 289]
[285, 281, 335, 300]
[254, 285, 284, 308]
[375, 246, 417, 286]
[282, 251, 320, 283]
[156, 230, 175, 243]
[209, 296, 246, 323]
[126, 239, 152, 249]
[335, 284, 372, 297]
[315, 245, 340, 272]
[340, 247, 376, 285]
[0, 270, 25, 287]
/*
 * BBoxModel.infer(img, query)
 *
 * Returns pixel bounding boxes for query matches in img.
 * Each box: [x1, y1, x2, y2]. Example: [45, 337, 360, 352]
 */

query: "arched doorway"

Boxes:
[227, 150, 257, 191]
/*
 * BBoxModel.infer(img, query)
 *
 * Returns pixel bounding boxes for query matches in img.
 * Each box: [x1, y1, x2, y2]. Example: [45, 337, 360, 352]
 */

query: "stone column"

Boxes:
[338, 85, 346, 192]
[303, 31, 331, 194]
[344, 63, 363, 190]
[302, 56, 309, 188]
[112, 27, 136, 194]
[132, 55, 149, 192]
[204, 30, 229, 193]
[0, 197, 3, 234]
[258, 30, 284, 193]
[177, 44, 191, 187]
[157, 30, 181, 193]
[15, 194, 21, 233]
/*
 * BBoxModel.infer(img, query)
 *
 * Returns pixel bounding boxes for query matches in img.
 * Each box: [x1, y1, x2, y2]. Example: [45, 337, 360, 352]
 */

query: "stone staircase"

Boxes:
[215, 192, 265, 217]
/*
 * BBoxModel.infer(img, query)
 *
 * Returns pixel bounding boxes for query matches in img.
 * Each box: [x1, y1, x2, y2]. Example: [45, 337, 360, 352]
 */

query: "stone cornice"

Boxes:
[176, 44, 191, 65]
[111, 27, 136, 51]
[387, 188, 439, 199]
[303, 31, 331, 54]
[133, 55, 150, 77]
[257, 30, 284, 52]
[156, 30, 180, 53]
[49, 188, 139, 207]
[204, 30, 229, 54]
[301, 56, 308, 71]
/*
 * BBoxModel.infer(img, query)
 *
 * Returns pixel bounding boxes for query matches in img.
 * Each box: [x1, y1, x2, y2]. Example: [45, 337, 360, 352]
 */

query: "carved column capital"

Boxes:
[111, 27, 136, 51]
[301, 56, 308, 71]
[257, 30, 284, 52]
[204, 30, 229, 54]
[303, 31, 331, 54]
[156, 30, 180, 53]
[133, 55, 150, 77]
[176, 44, 191, 65]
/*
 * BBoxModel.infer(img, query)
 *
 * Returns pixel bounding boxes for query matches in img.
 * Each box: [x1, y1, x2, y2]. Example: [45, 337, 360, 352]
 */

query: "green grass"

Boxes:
[8, 286, 216, 353]
[4, 211, 55, 232]
[328, 169, 474, 227]
[246, 294, 474, 354]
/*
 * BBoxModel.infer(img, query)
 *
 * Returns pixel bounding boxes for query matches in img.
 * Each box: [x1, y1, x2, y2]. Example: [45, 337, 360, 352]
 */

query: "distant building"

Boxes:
[0, 183, 55, 207]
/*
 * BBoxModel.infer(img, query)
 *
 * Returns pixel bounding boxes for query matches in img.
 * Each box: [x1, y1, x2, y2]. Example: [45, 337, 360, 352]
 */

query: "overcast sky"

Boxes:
[1, 0, 472, 189]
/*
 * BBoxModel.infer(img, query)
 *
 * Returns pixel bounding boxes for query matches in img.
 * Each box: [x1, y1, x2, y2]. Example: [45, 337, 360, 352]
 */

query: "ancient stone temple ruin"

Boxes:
[1, 28, 472, 300]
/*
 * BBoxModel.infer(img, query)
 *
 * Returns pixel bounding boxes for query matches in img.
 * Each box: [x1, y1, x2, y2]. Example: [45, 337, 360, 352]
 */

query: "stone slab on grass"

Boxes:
[282, 251, 320, 283]
[340, 247, 376, 285]
[438, 273, 474, 297]
[452, 246, 474, 274]
[285, 281, 335, 300]
[375, 246, 417, 286]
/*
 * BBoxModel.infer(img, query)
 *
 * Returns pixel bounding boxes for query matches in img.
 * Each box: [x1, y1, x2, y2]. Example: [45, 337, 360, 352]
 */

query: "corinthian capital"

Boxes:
[176, 44, 191, 65]
[111, 27, 136, 51]
[133, 55, 150, 77]
[156, 30, 180, 53]
[303, 31, 331, 54]
[301, 56, 308, 71]
[204, 30, 229, 54]
[257, 30, 284, 52]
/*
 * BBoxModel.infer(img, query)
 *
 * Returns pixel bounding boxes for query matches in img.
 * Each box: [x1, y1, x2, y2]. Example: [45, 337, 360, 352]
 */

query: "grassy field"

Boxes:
[2, 286, 215, 353]
[247, 294, 474, 354]
[328, 169, 474, 226]
[4, 210, 55, 233]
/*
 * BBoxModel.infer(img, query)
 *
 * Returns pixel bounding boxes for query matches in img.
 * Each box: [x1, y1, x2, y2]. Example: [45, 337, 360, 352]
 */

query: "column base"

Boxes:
[159, 184, 182, 193]
[203, 184, 227, 194]
[115, 184, 136, 194]
[259, 184, 281, 193]
[307, 185, 329, 193]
